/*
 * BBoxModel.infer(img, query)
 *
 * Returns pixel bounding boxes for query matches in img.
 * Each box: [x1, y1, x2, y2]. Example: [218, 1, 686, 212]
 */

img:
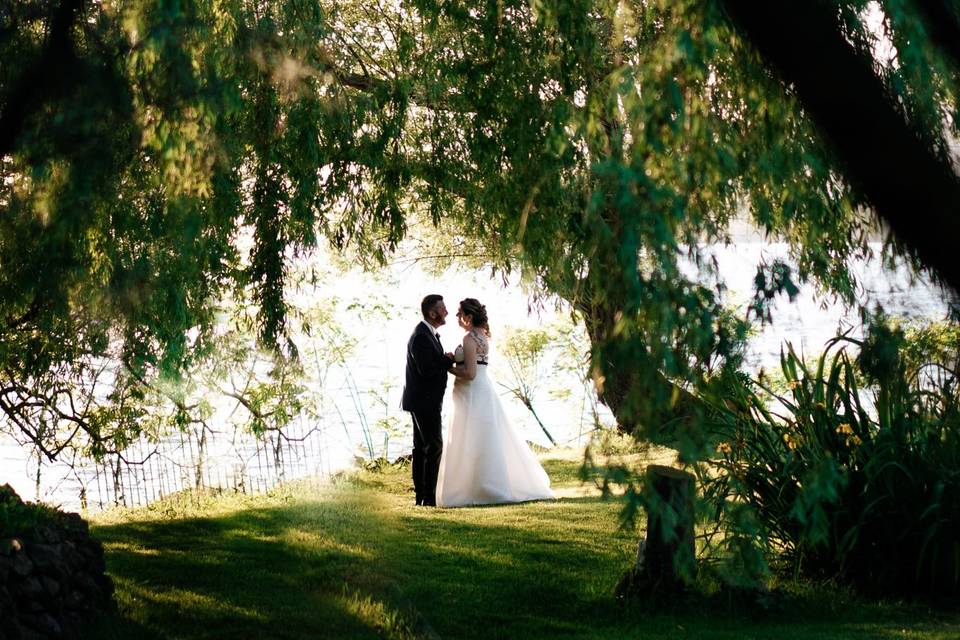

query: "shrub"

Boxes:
[699, 319, 960, 596]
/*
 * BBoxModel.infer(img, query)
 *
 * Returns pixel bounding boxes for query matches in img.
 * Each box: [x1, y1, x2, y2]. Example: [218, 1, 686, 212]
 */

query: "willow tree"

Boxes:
[3, 0, 959, 457]
[0, 0, 409, 455]
[328, 0, 959, 447]
[464, 0, 954, 445]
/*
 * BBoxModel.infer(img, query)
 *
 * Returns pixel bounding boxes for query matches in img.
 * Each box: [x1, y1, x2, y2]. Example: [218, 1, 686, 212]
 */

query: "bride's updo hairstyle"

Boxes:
[459, 298, 491, 336]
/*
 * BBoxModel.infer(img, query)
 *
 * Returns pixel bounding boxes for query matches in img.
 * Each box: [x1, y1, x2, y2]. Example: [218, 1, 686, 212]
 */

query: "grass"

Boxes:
[83, 448, 960, 639]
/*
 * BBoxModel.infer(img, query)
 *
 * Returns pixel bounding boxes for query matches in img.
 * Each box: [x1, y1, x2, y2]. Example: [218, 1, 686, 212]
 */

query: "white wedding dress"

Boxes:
[436, 330, 555, 507]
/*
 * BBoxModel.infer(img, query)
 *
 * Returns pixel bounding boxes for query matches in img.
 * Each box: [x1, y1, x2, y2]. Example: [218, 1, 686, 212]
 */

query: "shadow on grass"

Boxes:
[84, 472, 960, 640]
[85, 493, 420, 639]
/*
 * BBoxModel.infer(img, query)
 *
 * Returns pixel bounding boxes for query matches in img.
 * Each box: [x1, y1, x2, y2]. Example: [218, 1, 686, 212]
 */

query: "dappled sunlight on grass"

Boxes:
[115, 577, 268, 622]
[551, 483, 602, 498]
[280, 527, 375, 558]
[333, 588, 425, 640]
[105, 541, 162, 556]
[83, 449, 960, 640]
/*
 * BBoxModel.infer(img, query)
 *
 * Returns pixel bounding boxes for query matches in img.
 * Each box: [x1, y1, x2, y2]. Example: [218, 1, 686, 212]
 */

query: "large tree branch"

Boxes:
[718, 0, 960, 293]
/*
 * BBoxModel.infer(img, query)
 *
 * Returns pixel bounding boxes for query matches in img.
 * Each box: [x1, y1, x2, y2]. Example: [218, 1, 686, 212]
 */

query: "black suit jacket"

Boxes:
[401, 323, 454, 413]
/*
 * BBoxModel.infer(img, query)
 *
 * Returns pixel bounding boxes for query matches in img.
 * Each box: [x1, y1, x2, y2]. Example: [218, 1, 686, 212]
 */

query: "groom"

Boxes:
[401, 294, 455, 506]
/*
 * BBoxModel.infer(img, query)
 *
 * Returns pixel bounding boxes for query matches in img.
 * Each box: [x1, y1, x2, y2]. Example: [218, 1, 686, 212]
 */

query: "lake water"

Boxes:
[0, 240, 951, 511]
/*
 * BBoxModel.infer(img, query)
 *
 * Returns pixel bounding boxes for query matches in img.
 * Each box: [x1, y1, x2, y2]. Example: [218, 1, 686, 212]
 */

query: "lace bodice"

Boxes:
[466, 329, 489, 362]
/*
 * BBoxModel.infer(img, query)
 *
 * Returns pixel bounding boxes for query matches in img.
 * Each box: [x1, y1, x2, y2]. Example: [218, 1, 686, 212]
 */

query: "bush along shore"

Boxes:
[0, 485, 114, 640]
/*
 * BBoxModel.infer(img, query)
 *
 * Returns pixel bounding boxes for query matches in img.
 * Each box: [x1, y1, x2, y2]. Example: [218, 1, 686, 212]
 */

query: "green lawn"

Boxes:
[84, 450, 959, 639]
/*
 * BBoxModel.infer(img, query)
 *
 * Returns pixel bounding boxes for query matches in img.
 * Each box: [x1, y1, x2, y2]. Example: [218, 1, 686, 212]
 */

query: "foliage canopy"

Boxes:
[1, 0, 958, 457]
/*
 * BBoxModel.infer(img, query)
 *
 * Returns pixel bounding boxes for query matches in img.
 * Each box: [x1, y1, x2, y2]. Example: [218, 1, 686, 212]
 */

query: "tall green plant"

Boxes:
[699, 320, 960, 595]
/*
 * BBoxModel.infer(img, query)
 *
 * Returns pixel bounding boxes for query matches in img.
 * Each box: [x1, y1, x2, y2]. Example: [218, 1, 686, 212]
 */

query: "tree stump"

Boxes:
[615, 465, 696, 599]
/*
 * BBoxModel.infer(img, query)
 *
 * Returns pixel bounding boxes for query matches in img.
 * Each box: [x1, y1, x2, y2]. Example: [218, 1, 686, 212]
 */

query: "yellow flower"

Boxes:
[783, 432, 799, 450]
[718, 442, 732, 455]
[836, 423, 854, 435]
[848, 434, 863, 447]
[788, 380, 801, 390]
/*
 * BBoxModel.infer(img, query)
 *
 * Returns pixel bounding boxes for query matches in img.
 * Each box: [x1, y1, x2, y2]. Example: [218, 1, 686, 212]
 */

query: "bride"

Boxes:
[435, 298, 555, 507]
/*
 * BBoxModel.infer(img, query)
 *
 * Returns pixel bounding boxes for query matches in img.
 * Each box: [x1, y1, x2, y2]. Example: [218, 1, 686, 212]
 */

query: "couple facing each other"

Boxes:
[401, 294, 555, 508]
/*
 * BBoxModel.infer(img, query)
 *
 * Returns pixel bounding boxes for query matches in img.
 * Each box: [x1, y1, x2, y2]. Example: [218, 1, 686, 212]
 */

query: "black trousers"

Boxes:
[411, 407, 442, 505]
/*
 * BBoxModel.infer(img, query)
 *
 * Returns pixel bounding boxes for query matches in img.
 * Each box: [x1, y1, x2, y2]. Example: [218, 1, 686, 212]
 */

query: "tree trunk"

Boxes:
[718, 0, 960, 295]
[616, 465, 696, 598]
[580, 299, 704, 445]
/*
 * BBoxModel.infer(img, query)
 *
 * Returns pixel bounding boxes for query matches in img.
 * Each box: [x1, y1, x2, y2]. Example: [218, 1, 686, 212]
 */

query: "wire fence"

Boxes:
[2, 364, 601, 513]
[38, 417, 337, 512]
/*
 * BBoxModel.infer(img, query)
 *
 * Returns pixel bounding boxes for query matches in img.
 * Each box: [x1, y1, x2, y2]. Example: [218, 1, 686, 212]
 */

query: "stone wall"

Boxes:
[0, 486, 114, 640]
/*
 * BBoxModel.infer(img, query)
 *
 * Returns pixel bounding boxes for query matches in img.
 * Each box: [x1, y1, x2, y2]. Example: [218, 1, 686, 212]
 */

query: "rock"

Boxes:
[19, 628, 49, 640]
[10, 552, 33, 578]
[23, 599, 44, 614]
[56, 542, 82, 573]
[34, 525, 62, 545]
[1, 538, 23, 556]
[1, 618, 26, 640]
[72, 573, 102, 599]
[27, 543, 65, 578]
[19, 612, 62, 638]
[39, 576, 60, 598]
[1, 498, 112, 637]
[17, 577, 45, 601]
[60, 612, 83, 640]
[64, 590, 84, 609]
